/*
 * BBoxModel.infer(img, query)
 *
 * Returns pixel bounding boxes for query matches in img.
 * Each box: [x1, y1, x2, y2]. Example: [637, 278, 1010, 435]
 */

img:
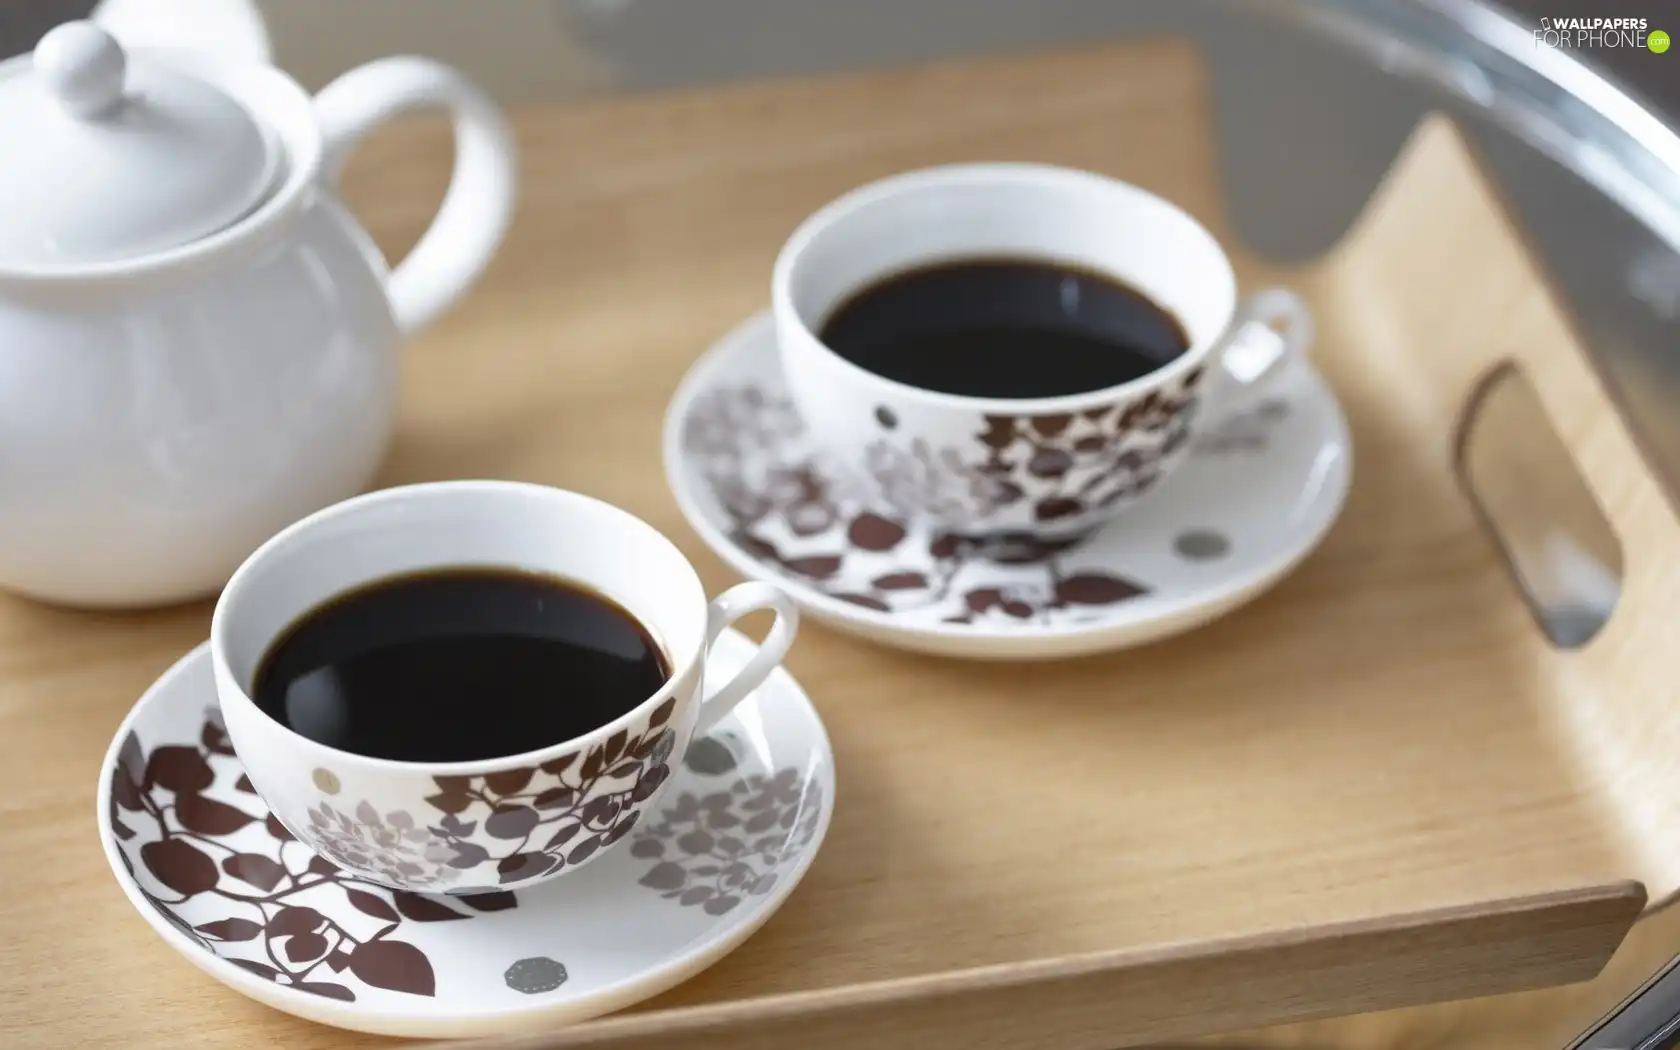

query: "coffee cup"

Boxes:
[772, 162, 1313, 537]
[211, 481, 799, 893]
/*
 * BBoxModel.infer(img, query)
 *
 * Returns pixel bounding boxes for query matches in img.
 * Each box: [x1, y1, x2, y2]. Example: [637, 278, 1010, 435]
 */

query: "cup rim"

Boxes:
[770, 161, 1237, 415]
[209, 480, 707, 776]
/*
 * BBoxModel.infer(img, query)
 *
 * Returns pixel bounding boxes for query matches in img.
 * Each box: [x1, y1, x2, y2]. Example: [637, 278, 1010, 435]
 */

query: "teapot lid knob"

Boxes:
[34, 22, 126, 119]
[0, 19, 284, 268]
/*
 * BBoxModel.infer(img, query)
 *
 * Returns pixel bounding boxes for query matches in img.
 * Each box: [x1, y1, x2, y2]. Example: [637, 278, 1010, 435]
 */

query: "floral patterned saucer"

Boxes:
[664, 312, 1352, 659]
[97, 631, 833, 1039]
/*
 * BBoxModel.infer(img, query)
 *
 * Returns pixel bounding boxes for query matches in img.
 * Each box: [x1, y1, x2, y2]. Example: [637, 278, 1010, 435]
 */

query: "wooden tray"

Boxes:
[5, 41, 1677, 1050]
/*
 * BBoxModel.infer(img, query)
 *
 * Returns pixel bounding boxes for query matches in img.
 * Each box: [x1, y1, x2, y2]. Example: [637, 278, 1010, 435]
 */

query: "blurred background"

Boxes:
[5, 0, 1672, 640]
[2, 2, 1678, 1047]
[5, 0, 1673, 284]
[6, 0, 1675, 348]
[7, 1, 1672, 116]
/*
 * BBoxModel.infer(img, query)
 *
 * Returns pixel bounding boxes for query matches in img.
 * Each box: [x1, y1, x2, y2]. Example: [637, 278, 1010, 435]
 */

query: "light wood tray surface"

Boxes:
[3, 39, 1675, 1050]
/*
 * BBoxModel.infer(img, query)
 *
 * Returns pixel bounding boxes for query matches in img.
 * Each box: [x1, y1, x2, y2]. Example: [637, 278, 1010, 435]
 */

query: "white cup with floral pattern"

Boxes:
[210, 481, 799, 894]
[773, 162, 1313, 538]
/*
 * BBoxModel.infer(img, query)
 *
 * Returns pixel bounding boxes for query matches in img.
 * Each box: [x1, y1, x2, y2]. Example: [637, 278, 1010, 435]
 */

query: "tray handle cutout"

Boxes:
[1352, 114, 1680, 902]
[1476, 288, 1677, 660]
[1455, 361, 1623, 650]
[1470, 274, 1680, 905]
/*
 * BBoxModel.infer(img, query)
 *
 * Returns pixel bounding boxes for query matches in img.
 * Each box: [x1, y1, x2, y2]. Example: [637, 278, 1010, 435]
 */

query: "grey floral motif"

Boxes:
[863, 437, 1001, 525]
[504, 956, 568, 994]
[683, 383, 804, 458]
[303, 801, 461, 890]
[629, 768, 822, 915]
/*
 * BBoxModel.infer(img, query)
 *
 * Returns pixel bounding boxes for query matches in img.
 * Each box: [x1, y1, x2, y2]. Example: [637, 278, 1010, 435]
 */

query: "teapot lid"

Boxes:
[0, 21, 283, 269]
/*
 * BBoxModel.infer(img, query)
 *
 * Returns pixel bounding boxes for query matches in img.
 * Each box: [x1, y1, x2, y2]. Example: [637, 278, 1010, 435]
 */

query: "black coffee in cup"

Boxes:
[818, 257, 1191, 399]
[252, 568, 670, 763]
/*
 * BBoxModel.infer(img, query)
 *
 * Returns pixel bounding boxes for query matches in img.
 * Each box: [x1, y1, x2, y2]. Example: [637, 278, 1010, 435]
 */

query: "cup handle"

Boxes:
[314, 58, 518, 336]
[1208, 288, 1315, 418]
[694, 582, 800, 735]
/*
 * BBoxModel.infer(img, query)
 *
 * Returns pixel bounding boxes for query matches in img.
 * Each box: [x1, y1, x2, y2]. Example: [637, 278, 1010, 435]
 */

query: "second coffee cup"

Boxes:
[211, 480, 799, 893]
[772, 162, 1314, 538]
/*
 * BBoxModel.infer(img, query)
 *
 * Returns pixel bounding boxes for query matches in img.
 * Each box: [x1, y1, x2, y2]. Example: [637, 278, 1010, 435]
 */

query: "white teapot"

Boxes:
[0, 22, 516, 607]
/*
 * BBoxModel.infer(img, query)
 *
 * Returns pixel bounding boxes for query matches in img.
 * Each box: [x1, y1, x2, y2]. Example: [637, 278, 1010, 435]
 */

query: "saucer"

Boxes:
[664, 312, 1352, 659]
[97, 632, 834, 1039]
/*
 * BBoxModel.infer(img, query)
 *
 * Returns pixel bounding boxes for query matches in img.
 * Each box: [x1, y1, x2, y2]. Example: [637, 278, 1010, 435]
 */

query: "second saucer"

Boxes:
[664, 312, 1352, 660]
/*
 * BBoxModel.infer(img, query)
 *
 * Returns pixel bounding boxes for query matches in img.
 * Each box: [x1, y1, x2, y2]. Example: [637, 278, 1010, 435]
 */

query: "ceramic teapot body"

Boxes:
[0, 27, 516, 607]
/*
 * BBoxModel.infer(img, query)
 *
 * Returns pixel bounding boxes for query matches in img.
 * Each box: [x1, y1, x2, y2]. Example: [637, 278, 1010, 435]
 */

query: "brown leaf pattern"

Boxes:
[109, 711, 523, 1002]
[302, 800, 460, 889]
[290, 704, 678, 893]
[850, 369, 1205, 528]
[684, 384, 1175, 625]
[412, 727, 676, 887]
[629, 764, 822, 915]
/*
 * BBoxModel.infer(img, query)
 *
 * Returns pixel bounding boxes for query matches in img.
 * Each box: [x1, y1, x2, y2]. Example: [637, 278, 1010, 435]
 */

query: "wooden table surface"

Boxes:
[2, 39, 1675, 1050]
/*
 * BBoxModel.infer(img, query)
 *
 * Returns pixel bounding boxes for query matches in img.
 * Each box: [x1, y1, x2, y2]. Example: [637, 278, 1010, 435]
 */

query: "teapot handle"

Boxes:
[314, 58, 517, 336]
